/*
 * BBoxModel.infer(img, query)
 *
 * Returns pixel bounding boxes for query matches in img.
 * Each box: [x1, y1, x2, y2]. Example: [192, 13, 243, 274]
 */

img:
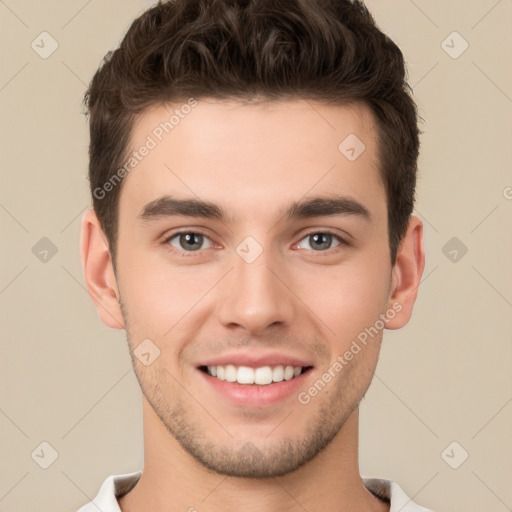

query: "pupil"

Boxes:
[181, 233, 202, 251]
[311, 233, 331, 250]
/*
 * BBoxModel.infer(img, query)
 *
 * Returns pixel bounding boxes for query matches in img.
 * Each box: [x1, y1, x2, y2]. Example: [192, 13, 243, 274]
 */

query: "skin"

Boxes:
[81, 98, 425, 512]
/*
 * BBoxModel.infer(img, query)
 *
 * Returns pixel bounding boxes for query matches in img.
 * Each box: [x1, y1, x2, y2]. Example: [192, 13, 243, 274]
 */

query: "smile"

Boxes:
[201, 365, 310, 385]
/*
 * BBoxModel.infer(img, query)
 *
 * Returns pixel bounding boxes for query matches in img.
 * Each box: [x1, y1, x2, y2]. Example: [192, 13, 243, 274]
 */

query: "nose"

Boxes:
[217, 246, 296, 336]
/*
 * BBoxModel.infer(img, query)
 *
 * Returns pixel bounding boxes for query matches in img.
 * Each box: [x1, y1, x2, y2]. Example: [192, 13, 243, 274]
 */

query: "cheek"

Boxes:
[296, 257, 391, 343]
[117, 246, 220, 344]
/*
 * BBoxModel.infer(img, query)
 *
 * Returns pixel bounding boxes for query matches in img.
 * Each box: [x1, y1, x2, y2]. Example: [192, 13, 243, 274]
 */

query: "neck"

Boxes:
[119, 400, 387, 512]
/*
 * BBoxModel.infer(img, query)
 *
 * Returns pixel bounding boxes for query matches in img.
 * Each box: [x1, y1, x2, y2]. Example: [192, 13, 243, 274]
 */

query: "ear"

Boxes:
[80, 208, 125, 329]
[385, 216, 425, 330]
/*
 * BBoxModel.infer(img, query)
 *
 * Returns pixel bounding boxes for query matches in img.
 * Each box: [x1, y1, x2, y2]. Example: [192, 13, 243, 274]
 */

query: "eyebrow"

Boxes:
[138, 194, 372, 224]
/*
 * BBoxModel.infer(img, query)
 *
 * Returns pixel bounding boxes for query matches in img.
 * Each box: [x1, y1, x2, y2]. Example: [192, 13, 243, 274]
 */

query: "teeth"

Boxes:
[284, 365, 295, 380]
[272, 365, 284, 382]
[237, 366, 255, 384]
[254, 366, 273, 385]
[225, 364, 237, 382]
[205, 364, 305, 385]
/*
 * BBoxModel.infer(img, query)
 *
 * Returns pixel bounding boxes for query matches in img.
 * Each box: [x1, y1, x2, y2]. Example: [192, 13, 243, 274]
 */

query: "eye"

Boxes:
[296, 232, 346, 251]
[165, 231, 213, 252]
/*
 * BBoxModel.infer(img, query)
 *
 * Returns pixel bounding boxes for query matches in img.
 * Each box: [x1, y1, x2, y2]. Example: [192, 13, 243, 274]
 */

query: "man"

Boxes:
[78, 0, 430, 510]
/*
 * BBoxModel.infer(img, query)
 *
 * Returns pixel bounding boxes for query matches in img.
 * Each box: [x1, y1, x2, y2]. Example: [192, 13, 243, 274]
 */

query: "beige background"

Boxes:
[1, 1, 511, 510]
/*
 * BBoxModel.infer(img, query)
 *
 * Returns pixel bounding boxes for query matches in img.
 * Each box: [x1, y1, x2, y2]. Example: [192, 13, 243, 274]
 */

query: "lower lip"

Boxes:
[197, 368, 313, 408]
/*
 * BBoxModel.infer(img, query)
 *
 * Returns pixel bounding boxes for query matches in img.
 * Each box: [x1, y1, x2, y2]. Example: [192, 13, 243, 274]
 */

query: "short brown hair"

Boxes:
[84, 0, 420, 267]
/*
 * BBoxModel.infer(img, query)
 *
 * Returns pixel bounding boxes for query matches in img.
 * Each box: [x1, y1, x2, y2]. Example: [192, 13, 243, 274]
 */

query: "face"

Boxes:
[113, 99, 394, 477]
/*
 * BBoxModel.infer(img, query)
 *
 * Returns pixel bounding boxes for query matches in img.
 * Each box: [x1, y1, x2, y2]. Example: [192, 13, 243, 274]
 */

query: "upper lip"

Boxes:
[197, 351, 314, 369]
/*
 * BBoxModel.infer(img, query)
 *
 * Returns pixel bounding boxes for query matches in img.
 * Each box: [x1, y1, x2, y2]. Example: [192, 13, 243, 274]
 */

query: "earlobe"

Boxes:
[385, 216, 425, 330]
[80, 208, 125, 330]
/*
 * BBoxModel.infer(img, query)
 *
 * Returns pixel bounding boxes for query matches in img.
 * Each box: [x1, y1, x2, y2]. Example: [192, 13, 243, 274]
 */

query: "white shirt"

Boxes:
[76, 471, 434, 511]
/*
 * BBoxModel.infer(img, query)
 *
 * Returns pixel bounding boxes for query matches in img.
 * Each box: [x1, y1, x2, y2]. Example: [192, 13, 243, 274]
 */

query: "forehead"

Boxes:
[119, 98, 385, 225]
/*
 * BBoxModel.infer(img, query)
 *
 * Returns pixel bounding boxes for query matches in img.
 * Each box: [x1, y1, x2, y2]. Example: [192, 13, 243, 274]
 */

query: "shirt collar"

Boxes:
[82, 472, 431, 512]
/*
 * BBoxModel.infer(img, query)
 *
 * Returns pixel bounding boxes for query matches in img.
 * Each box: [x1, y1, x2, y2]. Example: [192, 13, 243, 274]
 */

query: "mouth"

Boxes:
[195, 352, 316, 407]
[199, 364, 314, 385]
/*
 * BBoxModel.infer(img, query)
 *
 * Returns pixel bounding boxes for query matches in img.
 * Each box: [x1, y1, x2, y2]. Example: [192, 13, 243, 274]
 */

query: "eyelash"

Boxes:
[163, 229, 350, 258]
